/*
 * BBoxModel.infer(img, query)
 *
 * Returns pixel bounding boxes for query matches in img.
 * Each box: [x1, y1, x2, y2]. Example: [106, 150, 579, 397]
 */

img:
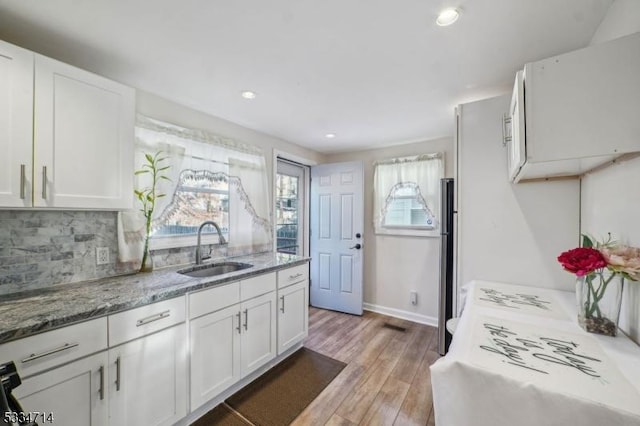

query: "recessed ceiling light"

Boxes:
[241, 90, 256, 99]
[436, 8, 460, 26]
[325, 133, 336, 139]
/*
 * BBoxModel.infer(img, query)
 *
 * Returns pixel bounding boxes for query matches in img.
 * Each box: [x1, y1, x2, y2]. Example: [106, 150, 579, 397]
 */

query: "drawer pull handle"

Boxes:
[115, 356, 121, 391]
[280, 295, 285, 313]
[98, 365, 105, 400]
[243, 309, 248, 331]
[21, 342, 79, 363]
[20, 164, 26, 200]
[136, 310, 171, 327]
[42, 166, 47, 200]
[236, 311, 242, 334]
[289, 273, 303, 280]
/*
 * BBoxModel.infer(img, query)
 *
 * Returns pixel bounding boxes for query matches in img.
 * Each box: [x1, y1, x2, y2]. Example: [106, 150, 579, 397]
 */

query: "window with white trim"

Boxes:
[373, 154, 443, 237]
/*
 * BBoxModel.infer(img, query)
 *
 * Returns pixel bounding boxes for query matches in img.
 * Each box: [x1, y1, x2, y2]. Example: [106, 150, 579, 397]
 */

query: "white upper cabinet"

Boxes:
[506, 71, 525, 182]
[508, 32, 640, 182]
[34, 55, 134, 209]
[0, 40, 33, 207]
[0, 39, 135, 209]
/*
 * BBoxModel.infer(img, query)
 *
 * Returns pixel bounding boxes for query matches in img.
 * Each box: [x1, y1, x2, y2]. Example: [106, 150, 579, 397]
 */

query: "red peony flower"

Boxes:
[557, 247, 607, 277]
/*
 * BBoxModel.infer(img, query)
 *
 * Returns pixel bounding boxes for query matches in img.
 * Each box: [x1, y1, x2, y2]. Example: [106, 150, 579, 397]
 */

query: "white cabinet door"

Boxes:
[108, 325, 188, 426]
[507, 71, 525, 182]
[190, 304, 241, 411]
[240, 292, 276, 377]
[33, 54, 134, 209]
[277, 281, 308, 355]
[14, 352, 108, 426]
[0, 40, 33, 207]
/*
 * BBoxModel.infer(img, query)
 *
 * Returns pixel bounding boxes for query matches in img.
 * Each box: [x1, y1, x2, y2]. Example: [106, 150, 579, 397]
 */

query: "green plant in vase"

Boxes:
[134, 151, 170, 272]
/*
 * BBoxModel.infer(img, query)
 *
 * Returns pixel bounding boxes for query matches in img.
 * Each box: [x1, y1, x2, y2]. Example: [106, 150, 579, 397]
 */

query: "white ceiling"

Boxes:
[0, 0, 612, 153]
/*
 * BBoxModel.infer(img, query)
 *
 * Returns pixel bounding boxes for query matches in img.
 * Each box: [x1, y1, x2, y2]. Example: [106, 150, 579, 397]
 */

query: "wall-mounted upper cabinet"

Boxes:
[0, 40, 34, 207]
[0, 39, 135, 209]
[506, 32, 640, 182]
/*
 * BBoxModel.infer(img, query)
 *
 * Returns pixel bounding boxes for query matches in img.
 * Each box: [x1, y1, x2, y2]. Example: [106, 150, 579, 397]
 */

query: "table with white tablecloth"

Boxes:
[430, 280, 640, 426]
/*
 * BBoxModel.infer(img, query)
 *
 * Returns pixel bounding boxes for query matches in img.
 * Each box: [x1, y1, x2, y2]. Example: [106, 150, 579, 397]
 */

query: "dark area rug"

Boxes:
[192, 404, 251, 426]
[193, 347, 346, 426]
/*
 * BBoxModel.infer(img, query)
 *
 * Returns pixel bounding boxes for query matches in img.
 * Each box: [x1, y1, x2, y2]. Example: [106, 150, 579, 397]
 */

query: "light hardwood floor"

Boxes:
[292, 307, 440, 426]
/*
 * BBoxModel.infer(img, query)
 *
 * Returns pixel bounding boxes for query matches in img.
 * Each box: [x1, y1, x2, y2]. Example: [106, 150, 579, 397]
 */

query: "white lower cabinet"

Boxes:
[189, 290, 277, 411]
[108, 324, 188, 426]
[277, 281, 309, 355]
[190, 304, 241, 410]
[240, 291, 277, 376]
[14, 352, 108, 426]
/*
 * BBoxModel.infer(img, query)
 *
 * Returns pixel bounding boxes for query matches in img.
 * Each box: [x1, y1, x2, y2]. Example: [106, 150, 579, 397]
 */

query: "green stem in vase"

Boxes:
[134, 151, 170, 273]
[585, 271, 616, 318]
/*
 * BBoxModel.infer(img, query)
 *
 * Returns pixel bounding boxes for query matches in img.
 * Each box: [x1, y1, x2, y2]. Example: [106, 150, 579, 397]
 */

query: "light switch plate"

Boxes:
[96, 247, 110, 265]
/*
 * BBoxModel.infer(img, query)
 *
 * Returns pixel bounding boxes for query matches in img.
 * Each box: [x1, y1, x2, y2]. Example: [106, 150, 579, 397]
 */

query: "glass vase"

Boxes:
[139, 237, 153, 273]
[576, 272, 624, 337]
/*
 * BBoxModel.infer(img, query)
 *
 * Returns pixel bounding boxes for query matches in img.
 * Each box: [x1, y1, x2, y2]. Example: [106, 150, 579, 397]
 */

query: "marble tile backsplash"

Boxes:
[0, 210, 272, 295]
[0, 211, 128, 294]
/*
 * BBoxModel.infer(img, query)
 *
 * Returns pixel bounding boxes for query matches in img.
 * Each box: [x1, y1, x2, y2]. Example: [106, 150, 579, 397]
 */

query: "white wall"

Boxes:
[590, 0, 640, 45]
[582, 0, 640, 342]
[457, 96, 580, 298]
[325, 137, 453, 325]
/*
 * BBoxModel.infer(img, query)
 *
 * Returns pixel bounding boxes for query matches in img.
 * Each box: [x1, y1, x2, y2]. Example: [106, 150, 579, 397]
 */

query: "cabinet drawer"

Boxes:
[189, 281, 240, 319]
[241, 273, 276, 300]
[0, 317, 107, 378]
[109, 297, 186, 346]
[277, 264, 309, 289]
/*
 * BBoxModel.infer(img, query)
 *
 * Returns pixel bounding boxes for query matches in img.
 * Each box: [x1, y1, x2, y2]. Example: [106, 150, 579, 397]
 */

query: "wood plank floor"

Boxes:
[293, 307, 440, 426]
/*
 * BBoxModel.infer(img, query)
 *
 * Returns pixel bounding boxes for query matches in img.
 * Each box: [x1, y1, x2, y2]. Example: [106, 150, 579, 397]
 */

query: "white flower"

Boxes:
[600, 245, 640, 281]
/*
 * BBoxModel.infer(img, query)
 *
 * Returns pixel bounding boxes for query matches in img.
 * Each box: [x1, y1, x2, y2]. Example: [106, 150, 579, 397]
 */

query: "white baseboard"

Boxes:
[363, 303, 438, 327]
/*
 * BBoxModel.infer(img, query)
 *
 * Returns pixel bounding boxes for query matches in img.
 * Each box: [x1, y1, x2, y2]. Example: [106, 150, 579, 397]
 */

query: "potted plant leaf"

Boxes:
[134, 151, 171, 272]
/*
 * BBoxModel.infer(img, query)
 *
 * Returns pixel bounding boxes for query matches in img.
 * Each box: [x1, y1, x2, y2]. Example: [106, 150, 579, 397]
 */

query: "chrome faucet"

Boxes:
[195, 221, 227, 265]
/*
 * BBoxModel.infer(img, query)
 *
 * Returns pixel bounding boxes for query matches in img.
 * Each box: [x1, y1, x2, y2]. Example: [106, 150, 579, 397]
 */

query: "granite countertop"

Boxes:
[0, 252, 310, 344]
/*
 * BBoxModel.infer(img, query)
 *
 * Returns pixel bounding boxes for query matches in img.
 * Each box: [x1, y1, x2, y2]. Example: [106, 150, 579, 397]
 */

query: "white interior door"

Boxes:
[310, 161, 364, 315]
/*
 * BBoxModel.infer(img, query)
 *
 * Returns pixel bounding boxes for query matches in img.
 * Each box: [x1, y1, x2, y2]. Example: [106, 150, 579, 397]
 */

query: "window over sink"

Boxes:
[117, 116, 271, 259]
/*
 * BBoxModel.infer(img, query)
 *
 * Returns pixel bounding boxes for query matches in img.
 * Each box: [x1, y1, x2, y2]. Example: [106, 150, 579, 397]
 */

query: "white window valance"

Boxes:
[373, 153, 444, 237]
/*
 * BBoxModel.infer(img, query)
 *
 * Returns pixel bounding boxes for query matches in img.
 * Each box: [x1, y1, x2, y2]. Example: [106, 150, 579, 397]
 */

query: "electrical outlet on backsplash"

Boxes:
[0, 210, 127, 294]
[0, 210, 273, 295]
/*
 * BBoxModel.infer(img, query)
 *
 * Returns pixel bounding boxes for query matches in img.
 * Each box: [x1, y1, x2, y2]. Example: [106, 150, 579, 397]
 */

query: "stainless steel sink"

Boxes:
[178, 262, 253, 278]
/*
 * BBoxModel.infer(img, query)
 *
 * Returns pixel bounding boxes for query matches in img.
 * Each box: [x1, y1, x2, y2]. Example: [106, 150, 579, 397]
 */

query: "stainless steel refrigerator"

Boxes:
[438, 178, 455, 355]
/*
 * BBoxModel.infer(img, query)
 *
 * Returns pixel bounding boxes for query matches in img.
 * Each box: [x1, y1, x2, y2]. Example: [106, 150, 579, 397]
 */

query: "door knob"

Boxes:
[349, 244, 362, 250]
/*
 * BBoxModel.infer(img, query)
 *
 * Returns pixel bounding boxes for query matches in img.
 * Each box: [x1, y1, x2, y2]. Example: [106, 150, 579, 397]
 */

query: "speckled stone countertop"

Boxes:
[0, 252, 309, 344]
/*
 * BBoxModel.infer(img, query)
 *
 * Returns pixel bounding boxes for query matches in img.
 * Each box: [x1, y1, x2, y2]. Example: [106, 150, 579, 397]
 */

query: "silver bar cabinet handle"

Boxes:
[236, 312, 241, 334]
[280, 296, 285, 313]
[115, 356, 121, 391]
[289, 273, 303, 280]
[41, 166, 47, 199]
[19, 164, 26, 199]
[98, 365, 105, 400]
[243, 309, 248, 331]
[502, 114, 512, 146]
[21, 342, 79, 363]
[136, 310, 170, 327]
